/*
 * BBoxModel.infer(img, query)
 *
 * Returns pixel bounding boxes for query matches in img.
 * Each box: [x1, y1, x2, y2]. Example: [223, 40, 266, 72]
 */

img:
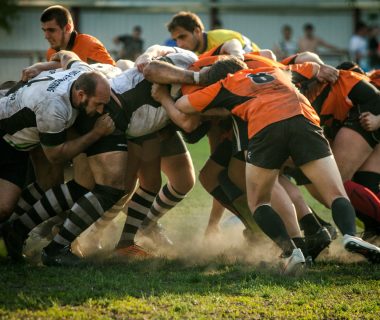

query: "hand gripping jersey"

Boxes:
[108, 49, 198, 138]
[0, 61, 93, 150]
[46, 32, 115, 66]
[187, 64, 320, 139]
[307, 70, 379, 127]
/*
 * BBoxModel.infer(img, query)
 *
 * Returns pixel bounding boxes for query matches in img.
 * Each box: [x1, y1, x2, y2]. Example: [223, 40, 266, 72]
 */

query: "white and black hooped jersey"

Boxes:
[0, 61, 92, 150]
[109, 48, 198, 138]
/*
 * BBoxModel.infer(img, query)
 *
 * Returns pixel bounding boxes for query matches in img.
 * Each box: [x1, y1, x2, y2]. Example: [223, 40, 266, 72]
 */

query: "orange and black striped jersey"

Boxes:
[47, 32, 115, 65]
[186, 65, 320, 139]
[308, 70, 374, 126]
[182, 53, 287, 95]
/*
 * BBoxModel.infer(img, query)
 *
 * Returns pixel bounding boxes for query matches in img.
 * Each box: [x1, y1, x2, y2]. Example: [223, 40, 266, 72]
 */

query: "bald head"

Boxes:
[74, 71, 110, 116]
[74, 71, 109, 96]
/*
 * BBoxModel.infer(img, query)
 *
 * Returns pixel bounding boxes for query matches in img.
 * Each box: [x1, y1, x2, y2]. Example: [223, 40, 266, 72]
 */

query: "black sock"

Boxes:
[331, 197, 356, 236]
[253, 204, 295, 255]
[118, 187, 157, 247]
[299, 213, 321, 236]
[311, 211, 331, 227]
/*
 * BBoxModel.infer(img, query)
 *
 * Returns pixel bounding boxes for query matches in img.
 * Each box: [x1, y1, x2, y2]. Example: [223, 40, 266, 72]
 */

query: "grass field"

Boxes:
[1, 138, 380, 319]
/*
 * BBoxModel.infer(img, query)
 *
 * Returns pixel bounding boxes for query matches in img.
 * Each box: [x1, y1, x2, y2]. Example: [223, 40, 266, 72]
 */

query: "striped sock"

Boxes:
[118, 187, 157, 247]
[45, 185, 124, 253]
[9, 182, 44, 221]
[140, 183, 186, 230]
[16, 180, 88, 233]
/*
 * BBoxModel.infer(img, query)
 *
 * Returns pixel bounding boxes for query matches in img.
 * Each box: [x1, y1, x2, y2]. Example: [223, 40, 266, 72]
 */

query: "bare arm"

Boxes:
[143, 60, 196, 85]
[219, 39, 245, 60]
[42, 114, 115, 164]
[175, 95, 200, 115]
[135, 45, 178, 72]
[151, 84, 201, 132]
[21, 50, 83, 81]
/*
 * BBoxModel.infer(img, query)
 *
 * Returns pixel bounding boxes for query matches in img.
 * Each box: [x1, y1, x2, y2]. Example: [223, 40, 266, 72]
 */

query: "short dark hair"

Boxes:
[133, 25, 142, 33]
[74, 71, 103, 97]
[303, 23, 314, 31]
[40, 5, 73, 28]
[207, 56, 248, 84]
[336, 61, 365, 74]
[167, 11, 204, 33]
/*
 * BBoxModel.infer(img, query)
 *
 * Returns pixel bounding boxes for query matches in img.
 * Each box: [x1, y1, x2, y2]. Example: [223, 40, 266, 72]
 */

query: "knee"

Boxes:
[172, 171, 195, 194]
[199, 167, 215, 192]
[0, 203, 15, 221]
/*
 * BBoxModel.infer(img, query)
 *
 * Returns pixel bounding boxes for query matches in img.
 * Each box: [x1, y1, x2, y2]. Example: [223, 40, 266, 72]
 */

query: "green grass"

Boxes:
[1, 138, 380, 319]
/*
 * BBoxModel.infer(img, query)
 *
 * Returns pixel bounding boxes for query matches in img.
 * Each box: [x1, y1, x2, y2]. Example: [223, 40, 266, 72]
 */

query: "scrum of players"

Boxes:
[1, 7, 380, 275]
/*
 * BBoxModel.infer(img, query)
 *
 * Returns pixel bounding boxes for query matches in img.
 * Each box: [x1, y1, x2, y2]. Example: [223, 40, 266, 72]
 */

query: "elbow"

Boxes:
[182, 120, 201, 133]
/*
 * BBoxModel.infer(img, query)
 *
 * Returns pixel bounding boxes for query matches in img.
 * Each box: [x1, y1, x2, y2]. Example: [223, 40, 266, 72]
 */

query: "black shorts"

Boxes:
[210, 138, 233, 167]
[128, 132, 158, 146]
[343, 109, 379, 148]
[160, 130, 188, 157]
[247, 115, 332, 169]
[231, 115, 248, 154]
[73, 110, 128, 157]
[0, 136, 28, 188]
[85, 133, 128, 157]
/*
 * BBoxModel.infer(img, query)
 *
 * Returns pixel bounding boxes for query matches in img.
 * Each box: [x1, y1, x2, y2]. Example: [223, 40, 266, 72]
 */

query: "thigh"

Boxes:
[29, 147, 64, 190]
[88, 151, 128, 190]
[245, 162, 279, 210]
[300, 155, 347, 207]
[332, 127, 373, 181]
[134, 136, 162, 192]
[0, 178, 21, 220]
[357, 144, 380, 173]
[228, 156, 246, 192]
[72, 154, 95, 190]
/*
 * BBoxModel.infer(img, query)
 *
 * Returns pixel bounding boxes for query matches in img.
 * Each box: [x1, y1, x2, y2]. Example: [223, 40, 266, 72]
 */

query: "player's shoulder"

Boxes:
[76, 33, 103, 45]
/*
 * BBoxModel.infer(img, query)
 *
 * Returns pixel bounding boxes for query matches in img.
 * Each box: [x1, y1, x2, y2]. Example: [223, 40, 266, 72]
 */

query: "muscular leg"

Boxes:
[43, 150, 127, 257]
[117, 137, 161, 249]
[0, 180, 22, 222]
[246, 164, 296, 255]
[140, 132, 195, 232]
[300, 155, 356, 235]
[332, 127, 372, 182]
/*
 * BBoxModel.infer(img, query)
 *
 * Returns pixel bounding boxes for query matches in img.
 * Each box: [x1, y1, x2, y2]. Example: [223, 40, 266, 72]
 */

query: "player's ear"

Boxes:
[64, 23, 74, 33]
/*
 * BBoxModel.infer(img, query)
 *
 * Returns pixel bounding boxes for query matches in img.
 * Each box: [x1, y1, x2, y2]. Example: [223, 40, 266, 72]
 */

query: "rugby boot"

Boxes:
[114, 243, 153, 258]
[41, 245, 81, 266]
[343, 234, 380, 263]
[305, 226, 332, 261]
[281, 248, 306, 276]
[141, 222, 174, 247]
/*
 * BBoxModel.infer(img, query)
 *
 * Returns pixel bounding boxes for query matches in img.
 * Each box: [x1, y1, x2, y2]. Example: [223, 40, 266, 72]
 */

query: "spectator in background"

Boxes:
[298, 23, 345, 54]
[273, 25, 298, 61]
[113, 25, 144, 61]
[368, 25, 380, 69]
[349, 21, 369, 71]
